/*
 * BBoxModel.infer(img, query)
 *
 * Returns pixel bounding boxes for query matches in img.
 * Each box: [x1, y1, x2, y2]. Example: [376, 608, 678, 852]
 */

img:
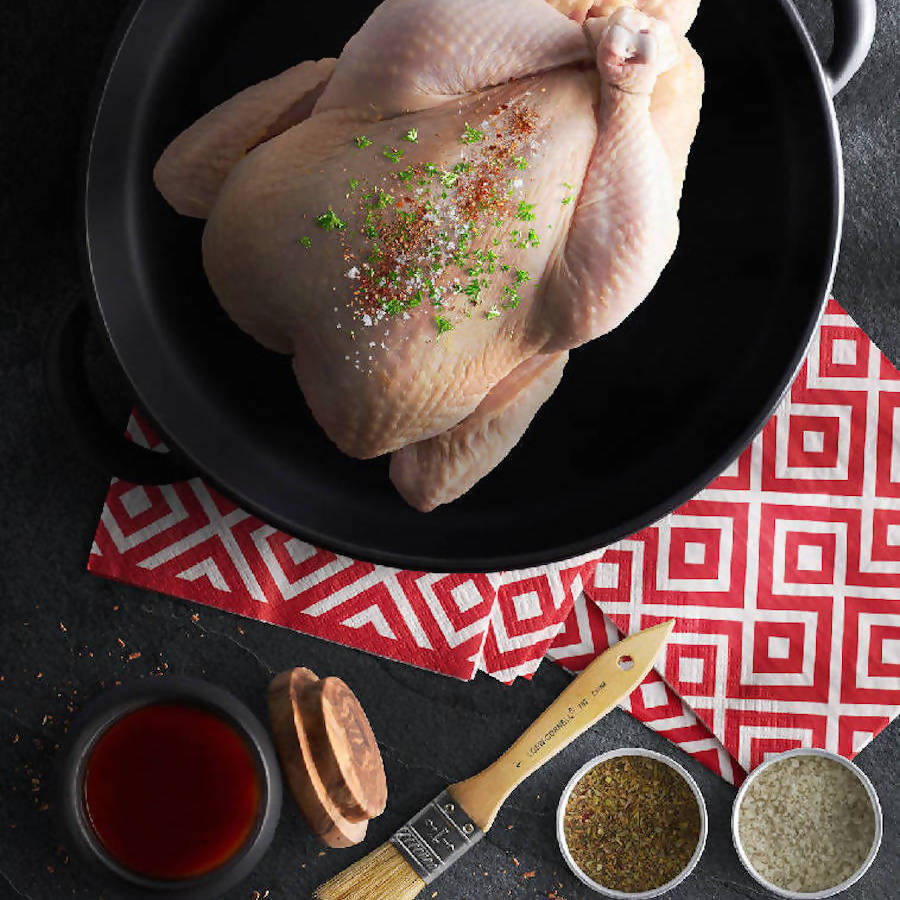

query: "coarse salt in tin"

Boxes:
[732, 749, 882, 899]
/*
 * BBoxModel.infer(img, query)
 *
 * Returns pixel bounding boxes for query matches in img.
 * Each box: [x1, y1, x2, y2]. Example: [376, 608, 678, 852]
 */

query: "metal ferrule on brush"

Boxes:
[390, 790, 484, 884]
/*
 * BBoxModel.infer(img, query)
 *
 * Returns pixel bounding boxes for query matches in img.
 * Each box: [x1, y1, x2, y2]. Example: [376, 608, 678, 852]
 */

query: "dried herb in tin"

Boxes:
[563, 755, 701, 894]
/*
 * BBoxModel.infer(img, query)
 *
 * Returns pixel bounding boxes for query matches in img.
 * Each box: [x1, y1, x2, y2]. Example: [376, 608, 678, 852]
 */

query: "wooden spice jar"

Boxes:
[267, 668, 387, 848]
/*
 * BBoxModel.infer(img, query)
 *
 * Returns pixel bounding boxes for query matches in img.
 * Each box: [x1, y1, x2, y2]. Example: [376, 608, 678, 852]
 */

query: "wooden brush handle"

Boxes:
[448, 620, 673, 831]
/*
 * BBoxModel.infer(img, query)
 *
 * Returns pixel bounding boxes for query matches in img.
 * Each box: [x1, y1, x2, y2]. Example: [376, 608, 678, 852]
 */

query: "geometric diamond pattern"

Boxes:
[478, 557, 601, 681]
[550, 300, 900, 773]
[548, 593, 742, 784]
[91, 419, 503, 680]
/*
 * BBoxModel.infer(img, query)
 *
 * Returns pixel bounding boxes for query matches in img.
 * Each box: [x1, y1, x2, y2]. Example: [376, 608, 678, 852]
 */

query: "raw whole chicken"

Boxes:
[155, 0, 704, 511]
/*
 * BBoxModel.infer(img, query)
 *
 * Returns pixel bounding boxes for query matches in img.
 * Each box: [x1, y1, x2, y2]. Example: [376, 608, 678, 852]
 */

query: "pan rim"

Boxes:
[82, 0, 843, 574]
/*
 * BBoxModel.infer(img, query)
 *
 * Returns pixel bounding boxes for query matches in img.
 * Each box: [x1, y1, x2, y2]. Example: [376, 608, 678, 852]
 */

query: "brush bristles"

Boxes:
[313, 841, 426, 900]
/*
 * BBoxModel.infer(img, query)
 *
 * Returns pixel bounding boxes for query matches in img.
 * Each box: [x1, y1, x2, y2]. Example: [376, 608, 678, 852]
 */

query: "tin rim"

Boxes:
[730, 747, 883, 899]
[556, 747, 708, 898]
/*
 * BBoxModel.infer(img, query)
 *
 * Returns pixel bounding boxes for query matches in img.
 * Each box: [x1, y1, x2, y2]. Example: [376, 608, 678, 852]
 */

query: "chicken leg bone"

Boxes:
[539, 6, 679, 350]
[589, 6, 679, 94]
[586, 1, 700, 34]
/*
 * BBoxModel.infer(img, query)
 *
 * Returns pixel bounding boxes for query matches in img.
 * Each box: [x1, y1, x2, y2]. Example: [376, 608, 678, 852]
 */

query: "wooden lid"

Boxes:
[267, 668, 386, 848]
[296, 676, 387, 822]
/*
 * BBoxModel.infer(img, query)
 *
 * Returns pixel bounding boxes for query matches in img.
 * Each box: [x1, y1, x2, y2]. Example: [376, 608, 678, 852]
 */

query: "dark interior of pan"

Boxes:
[86, 0, 839, 572]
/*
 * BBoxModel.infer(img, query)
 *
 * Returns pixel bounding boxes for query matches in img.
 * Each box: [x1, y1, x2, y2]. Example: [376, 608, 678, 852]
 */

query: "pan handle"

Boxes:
[44, 299, 194, 486]
[823, 0, 877, 95]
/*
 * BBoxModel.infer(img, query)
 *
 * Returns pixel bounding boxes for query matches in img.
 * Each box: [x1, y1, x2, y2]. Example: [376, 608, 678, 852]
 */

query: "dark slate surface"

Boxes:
[1, 2, 897, 899]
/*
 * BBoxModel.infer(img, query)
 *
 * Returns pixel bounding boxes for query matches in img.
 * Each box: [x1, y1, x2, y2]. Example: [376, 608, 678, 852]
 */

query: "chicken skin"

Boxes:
[155, 0, 704, 511]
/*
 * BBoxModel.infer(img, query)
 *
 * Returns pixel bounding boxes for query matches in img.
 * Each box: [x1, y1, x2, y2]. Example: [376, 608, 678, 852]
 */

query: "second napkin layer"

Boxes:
[545, 299, 900, 777]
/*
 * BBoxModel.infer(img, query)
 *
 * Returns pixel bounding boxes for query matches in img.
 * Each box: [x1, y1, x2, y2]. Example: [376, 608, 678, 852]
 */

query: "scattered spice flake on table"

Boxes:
[403, 128, 419, 143]
[298, 236, 312, 249]
[354, 135, 373, 148]
[562, 756, 701, 893]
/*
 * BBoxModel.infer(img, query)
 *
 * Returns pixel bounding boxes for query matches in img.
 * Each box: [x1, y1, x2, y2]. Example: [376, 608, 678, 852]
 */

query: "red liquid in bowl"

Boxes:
[83, 703, 261, 880]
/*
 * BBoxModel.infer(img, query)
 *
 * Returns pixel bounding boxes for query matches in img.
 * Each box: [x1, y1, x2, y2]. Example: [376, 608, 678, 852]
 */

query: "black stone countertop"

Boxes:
[1, 2, 897, 899]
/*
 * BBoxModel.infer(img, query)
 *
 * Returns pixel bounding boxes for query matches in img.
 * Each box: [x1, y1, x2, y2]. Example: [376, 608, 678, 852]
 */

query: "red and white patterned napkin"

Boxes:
[87, 300, 900, 780]
[88, 432, 598, 681]
[545, 299, 900, 779]
[548, 594, 744, 784]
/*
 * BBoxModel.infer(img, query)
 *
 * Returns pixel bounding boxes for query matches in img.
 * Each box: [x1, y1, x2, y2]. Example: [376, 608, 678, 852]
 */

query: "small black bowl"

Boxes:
[57, 677, 282, 899]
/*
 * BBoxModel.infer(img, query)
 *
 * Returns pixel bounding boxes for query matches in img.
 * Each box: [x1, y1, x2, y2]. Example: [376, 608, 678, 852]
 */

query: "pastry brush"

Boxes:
[314, 619, 674, 900]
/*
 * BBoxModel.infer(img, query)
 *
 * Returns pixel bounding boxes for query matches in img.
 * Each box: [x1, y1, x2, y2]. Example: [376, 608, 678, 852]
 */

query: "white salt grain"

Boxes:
[738, 756, 876, 894]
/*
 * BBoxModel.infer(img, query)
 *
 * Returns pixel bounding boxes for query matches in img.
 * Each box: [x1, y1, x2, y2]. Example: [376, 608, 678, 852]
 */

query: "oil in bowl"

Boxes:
[59, 677, 282, 900]
[557, 748, 708, 898]
[82, 702, 262, 880]
[732, 749, 882, 898]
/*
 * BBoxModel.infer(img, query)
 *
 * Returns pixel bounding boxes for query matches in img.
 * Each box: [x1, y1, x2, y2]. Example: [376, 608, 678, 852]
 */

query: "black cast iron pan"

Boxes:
[46, 0, 877, 572]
